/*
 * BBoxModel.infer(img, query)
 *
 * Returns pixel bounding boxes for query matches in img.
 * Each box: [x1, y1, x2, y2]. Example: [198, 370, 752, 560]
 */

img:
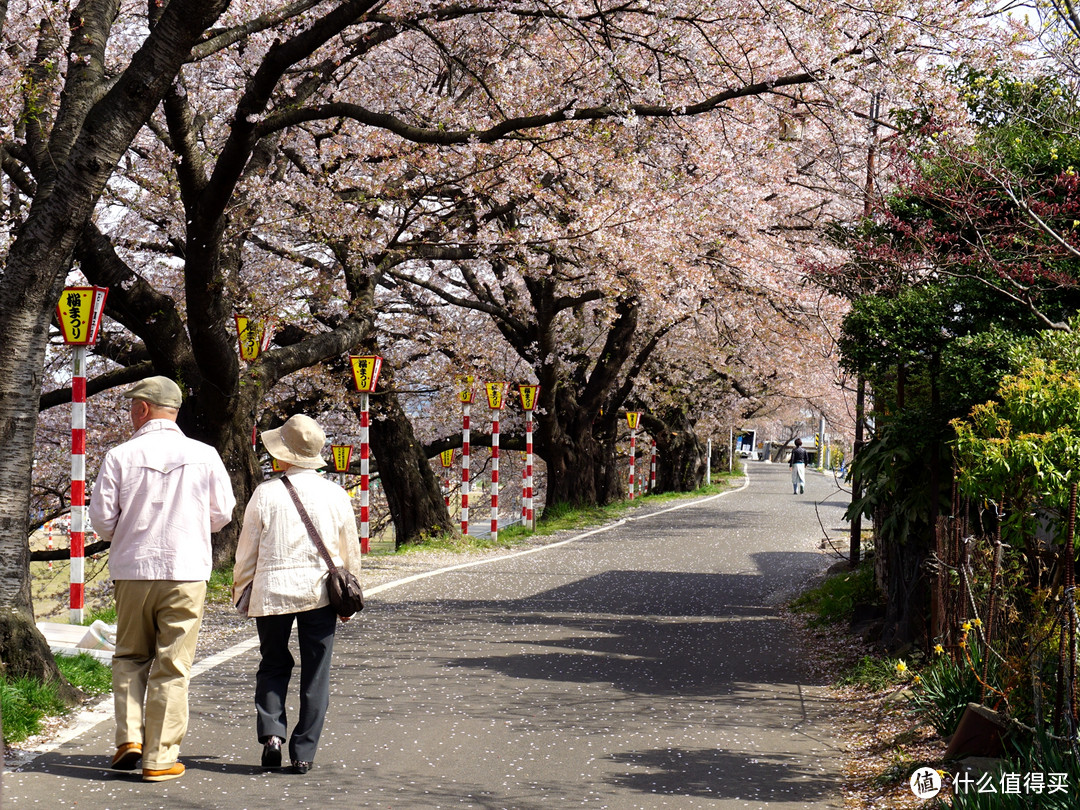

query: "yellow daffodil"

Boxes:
[895, 660, 908, 675]
[962, 621, 972, 632]
[972, 618, 982, 628]
[934, 644, 945, 655]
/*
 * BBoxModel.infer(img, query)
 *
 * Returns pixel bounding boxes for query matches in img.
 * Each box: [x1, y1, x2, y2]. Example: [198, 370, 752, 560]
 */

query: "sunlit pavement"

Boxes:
[5, 463, 849, 808]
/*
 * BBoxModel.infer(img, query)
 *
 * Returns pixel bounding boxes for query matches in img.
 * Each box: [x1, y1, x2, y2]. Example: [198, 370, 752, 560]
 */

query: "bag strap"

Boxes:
[281, 476, 339, 574]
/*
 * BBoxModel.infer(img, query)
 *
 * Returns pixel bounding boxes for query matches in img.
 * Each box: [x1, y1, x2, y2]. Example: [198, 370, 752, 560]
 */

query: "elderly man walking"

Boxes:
[89, 376, 236, 782]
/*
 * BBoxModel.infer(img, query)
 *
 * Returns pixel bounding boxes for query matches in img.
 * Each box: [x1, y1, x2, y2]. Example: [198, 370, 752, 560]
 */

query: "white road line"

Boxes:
[19, 474, 749, 761]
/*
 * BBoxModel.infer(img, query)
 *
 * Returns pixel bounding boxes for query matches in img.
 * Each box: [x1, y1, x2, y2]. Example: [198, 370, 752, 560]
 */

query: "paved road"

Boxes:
[5, 463, 851, 809]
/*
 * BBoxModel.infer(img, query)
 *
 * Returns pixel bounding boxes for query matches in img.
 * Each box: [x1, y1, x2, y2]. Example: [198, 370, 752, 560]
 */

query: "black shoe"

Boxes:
[261, 736, 283, 769]
[290, 760, 313, 774]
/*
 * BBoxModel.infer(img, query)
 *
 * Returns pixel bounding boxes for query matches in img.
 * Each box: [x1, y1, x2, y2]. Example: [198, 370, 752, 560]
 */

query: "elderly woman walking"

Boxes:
[789, 437, 810, 495]
[233, 414, 363, 774]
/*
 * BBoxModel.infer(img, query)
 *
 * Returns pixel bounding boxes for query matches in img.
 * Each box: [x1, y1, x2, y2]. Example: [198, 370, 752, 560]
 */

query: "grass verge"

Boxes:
[208, 565, 234, 604]
[1, 653, 112, 745]
[384, 472, 745, 555]
[790, 558, 879, 627]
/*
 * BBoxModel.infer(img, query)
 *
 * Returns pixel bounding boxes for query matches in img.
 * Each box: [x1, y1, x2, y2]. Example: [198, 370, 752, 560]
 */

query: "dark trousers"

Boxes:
[254, 604, 338, 763]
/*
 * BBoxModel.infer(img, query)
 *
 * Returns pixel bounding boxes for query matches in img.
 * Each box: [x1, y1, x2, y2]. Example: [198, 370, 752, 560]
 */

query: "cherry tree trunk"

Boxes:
[538, 409, 621, 510]
[175, 375, 262, 567]
[0, 609, 82, 705]
[652, 414, 708, 494]
[876, 502, 931, 653]
[368, 371, 455, 547]
[0, 245, 76, 700]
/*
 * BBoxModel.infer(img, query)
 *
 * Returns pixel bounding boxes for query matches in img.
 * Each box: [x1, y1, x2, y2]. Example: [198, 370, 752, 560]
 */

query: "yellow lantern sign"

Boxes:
[626, 411, 642, 430]
[439, 449, 455, 468]
[350, 355, 384, 393]
[456, 374, 475, 404]
[331, 444, 354, 473]
[271, 457, 287, 472]
[234, 315, 272, 361]
[485, 382, 508, 410]
[56, 286, 109, 345]
[518, 384, 539, 411]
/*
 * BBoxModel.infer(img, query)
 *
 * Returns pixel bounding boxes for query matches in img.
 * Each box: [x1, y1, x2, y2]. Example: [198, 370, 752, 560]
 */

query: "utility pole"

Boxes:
[849, 92, 879, 569]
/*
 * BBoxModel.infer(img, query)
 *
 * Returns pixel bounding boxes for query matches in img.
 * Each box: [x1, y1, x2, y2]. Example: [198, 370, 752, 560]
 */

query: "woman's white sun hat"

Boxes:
[261, 414, 327, 469]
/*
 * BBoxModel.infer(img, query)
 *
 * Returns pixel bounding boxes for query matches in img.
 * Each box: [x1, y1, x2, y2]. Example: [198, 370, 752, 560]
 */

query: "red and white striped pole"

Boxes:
[519, 385, 539, 529]
[626, 412, 642, 501]
[70, 346, 88, 623]
[491, 415, 500, 539]
[521, 457, 528, 521]
[359, 398, 371, 552]
[462, 403, 471, 535]
[458, 377, 474, 536]
[56, 286, 108, 624]
[649, 439, 658, 494]
[486, 382, 508, 541]
[350, 356, 383, 554]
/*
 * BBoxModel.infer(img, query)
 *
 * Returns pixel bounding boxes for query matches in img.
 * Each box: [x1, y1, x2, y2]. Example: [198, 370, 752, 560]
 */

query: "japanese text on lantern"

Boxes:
[56, 287, 108, 345]
[518, 384, 539, 411]
[235, 316, 261, 361]
[350, 356, 383, 393]
[457, 375, 475, 404]
[331, 444, 353, 473]
[486, 382, 507, 410]
[626, 411, 642, 430]
[440, 449, 455, 468]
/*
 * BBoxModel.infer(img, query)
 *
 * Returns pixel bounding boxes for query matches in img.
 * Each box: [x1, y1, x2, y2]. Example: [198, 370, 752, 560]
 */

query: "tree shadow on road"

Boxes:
[606, 745, 838, 803]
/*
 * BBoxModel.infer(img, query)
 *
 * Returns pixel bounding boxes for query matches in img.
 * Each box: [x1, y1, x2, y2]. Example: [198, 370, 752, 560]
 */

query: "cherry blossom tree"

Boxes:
[2, 0, 1020, 681]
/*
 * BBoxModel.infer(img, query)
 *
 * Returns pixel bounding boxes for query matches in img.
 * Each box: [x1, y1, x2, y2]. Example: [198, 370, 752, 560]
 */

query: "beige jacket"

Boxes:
[232, 469, 362, 617]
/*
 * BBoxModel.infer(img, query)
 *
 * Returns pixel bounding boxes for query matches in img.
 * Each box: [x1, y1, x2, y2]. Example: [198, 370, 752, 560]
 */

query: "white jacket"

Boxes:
[90, 419, 235, 581]
[233, 469, 362, 617]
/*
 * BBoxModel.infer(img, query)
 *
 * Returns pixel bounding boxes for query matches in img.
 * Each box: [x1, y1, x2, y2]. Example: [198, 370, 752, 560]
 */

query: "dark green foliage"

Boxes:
[908, 637, 998, 737]
[943, 728, 1080, 809]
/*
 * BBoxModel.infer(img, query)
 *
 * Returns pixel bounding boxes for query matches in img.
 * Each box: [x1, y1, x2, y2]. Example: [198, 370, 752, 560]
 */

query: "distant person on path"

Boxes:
[89, 376, 236, 782]
[232, 414, 363, 775]
[790, 438, 810, 495]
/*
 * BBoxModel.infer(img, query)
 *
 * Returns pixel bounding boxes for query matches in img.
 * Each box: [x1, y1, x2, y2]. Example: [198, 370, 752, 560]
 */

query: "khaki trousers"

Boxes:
[113, 580, 206, 769]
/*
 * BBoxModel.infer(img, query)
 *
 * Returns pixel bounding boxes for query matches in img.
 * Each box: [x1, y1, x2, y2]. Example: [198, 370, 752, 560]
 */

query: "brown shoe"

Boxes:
[110, 742, 142, 770]
[142, 762, 185, 782]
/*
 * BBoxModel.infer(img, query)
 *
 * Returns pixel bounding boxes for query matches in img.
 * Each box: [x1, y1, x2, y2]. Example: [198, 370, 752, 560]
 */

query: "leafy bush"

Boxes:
[790, 560, 880, 626]
[909, 636, 996, 737]
[944, 728, 1080, 809]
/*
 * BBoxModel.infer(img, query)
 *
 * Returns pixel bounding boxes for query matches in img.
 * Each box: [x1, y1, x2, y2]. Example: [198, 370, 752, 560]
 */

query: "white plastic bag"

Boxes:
[77, 619, 117, 651]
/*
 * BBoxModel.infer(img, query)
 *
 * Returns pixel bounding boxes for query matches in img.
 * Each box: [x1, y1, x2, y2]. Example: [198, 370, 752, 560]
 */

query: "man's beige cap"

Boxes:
[121, 376, 183, 409]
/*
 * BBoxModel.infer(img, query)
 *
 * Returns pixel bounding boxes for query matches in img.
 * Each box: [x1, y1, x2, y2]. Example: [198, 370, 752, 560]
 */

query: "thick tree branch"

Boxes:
[256, 71, 821, 144]
[38, 361, 152, 410]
